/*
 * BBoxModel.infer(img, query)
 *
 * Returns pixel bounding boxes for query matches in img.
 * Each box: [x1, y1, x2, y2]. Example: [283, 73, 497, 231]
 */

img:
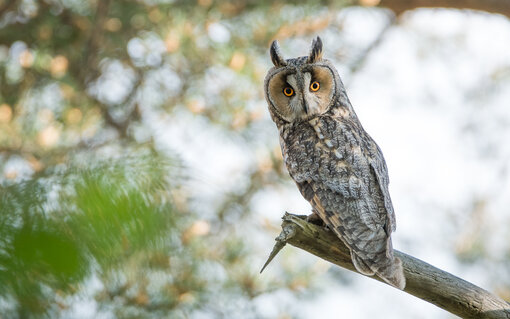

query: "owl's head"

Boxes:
[264, 37, 346, 124]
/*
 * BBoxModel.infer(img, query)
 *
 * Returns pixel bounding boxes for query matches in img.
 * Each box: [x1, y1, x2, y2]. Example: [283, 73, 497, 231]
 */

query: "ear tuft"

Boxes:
[308, 36, 323, 63]
[270, 40, 287, 67]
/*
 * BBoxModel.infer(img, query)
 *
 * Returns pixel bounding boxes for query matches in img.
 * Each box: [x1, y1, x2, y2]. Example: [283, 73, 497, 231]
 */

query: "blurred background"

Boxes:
[1, 0, 510, 318]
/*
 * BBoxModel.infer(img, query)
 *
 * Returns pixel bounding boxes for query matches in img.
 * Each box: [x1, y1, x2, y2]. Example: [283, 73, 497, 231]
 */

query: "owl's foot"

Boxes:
[306, 212, 325, 227]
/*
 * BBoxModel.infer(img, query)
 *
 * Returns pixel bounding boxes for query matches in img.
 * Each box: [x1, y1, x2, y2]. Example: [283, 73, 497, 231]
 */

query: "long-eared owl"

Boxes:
[264, 37, 405, 290]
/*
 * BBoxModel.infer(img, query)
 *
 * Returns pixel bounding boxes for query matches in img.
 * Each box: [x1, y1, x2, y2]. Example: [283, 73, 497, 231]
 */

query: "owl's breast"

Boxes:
[280, 117, 373, 198]
[280, 122, 321, 184]
[280, 118, 347, 178]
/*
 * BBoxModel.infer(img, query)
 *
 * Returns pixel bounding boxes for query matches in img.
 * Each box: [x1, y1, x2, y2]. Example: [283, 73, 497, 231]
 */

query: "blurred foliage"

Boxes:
[0, 0, 349, 162]
[0, 153, 174, 316]
[0, 0, 341, 318]
[0, 149, 308, 318]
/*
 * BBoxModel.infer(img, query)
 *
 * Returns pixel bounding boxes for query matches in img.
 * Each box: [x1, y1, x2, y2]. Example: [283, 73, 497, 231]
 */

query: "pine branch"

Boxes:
[263, 213, 510, 319]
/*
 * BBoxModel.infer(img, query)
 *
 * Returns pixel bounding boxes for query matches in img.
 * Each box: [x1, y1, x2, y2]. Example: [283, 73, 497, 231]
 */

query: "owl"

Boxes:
[264, 37, 405, 290]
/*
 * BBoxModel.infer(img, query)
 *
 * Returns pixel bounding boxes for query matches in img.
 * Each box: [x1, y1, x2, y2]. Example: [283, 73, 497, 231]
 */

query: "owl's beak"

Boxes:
[302, 97, 309, 114]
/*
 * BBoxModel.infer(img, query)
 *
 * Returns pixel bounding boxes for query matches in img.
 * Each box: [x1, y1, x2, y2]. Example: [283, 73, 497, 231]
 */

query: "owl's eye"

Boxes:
[310, 81, 320, 92]
[283, 87, 294, 97]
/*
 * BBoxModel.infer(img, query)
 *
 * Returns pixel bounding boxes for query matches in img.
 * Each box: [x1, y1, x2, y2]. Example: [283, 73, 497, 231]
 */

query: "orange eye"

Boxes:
[310, 81, 320, 92]
[283, 87, 294, 97]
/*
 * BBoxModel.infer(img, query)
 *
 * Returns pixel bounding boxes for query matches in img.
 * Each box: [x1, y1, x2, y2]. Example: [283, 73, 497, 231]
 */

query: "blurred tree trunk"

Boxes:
[264, 214, 510, 319]
[370, 0, 510, 18]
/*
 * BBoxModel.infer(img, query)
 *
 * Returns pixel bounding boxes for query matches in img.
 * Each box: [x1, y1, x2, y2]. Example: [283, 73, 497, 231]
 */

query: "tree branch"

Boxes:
[371, 0, 510, 19]
[263, 213, 510, 319]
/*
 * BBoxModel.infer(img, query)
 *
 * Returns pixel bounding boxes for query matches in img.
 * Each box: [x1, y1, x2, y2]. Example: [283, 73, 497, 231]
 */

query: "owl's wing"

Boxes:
[368, 143, 396, 233]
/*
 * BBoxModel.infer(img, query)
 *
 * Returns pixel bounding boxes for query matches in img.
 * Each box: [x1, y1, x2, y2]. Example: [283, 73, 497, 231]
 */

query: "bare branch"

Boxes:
[265, 213, 510, 319]
[260, 218, 294, 273]
[370, 0, 510, 19]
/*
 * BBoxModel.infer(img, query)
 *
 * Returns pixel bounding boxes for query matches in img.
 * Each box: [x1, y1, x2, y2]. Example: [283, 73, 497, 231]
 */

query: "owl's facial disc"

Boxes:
[267, 66, 335, 122]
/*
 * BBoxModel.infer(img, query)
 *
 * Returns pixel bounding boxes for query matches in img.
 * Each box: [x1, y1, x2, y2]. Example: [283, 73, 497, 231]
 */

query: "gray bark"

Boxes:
[263, 213, 510, 319]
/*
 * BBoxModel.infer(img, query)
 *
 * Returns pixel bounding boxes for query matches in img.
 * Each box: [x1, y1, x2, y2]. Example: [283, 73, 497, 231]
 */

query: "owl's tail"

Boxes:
[375, 256, 406, 290]
[351, 251, 406, 290]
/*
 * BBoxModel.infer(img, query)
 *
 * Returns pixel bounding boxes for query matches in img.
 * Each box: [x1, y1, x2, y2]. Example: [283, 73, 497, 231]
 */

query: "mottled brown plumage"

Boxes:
[264, 37, 405, 289]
